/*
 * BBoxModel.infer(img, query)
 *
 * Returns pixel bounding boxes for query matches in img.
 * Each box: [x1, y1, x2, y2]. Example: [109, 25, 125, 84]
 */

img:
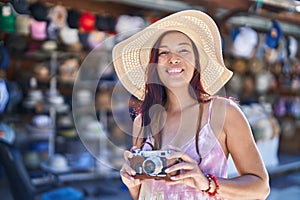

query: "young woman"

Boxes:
[113, 10, 270, 200]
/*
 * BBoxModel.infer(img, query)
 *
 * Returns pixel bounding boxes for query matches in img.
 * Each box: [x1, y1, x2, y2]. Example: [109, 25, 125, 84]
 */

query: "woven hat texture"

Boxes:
[112, 10, 232, 100]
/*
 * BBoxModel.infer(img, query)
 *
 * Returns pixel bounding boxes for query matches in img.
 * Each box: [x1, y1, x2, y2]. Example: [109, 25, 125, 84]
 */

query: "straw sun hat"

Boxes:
[112, 10, 233, 101]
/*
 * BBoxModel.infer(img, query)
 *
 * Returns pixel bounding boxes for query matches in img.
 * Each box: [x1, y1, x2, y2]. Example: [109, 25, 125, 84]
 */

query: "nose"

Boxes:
[168, 53, 181, 64]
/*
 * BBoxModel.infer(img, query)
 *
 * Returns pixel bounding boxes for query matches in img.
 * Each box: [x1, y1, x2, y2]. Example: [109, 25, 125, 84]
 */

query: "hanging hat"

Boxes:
[30, 19, 47, 41]
[266, 20, 282, 49]
[87, 30, 106, 48]
[112, 10, 233, 101]
[59, 26, 79, 45]
[47, 5, 67, 29]
[0, 79, 9, 113]
[0, 43, 10, 70]
[5, 33, 28, 55]
[231, 26, 258, 59]
[15, 14, 30, 35]
[0, 4, 16, 33]
[79, 11, 96, 33]
[29, 1, 48, 21]
[67, 9, 80, 29]
[10, 0, 30, 15]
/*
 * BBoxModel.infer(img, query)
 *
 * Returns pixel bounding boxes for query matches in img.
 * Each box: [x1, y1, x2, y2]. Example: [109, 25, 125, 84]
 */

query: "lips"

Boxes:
[167, 67, 184, 75]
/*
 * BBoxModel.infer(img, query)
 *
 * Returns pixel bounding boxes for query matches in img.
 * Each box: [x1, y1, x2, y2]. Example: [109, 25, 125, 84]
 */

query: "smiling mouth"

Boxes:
[167, 68, 184, 74]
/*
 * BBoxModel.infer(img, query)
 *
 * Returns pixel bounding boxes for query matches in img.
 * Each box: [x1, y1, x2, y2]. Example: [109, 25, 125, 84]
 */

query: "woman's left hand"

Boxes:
[165, 145, 209, 191]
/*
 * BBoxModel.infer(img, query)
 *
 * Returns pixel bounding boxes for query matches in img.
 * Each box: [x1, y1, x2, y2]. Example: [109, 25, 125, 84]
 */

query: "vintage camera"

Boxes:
[129, 149, 181, 180]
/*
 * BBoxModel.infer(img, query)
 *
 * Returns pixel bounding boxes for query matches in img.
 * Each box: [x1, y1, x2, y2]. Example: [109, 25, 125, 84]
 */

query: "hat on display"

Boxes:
[112, 10, 233, 100]
[59, 26, 79, 45]
[87, 30, 106, 48]
[0, 79, 9, 113]
[30, 19, 47, 40]
[231, 26, 258, 58]
[29, 1, 48, 21]
[287, 36, 298, 60]
[47, 5, 67, 29]
[67, 9, 80, 29]
[0, 4, 16, 33]
[10, 0, 30, 14]
[79, 11, 96, 33]
[15, 14, 30, 35]
[0, 43, 10, 70]
[266, 20, 282, 49]
[5, 33, 28, 54]
[0, 122, 15, 145]
[115, 15, 145, 40]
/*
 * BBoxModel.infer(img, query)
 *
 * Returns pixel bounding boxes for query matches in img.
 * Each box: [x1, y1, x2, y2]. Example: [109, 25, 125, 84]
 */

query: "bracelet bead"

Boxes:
[205, 174, 219, 197]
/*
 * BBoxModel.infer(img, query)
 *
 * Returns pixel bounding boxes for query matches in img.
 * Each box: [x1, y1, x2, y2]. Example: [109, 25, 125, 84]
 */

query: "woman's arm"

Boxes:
[217, 100, 270, 200]
[120, 114, 143, 200]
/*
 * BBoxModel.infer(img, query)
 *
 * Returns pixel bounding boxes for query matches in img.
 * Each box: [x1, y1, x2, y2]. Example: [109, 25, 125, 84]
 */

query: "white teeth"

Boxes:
[168, 69, 182, 73]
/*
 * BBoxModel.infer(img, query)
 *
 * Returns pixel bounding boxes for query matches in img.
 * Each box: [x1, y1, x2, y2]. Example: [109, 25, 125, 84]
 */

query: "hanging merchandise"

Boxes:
[0, 122, 15, 145]
[287, 35, 298, 60]
[87, 30, 106, 49]
[47, 5, 68, 40]
[47, 5, 67, 29]
[5, 33, 28, 55]
[79, 11, 96, 33]
[115, 15, 145, 41]
[58, 57, 79, 83]
[30, 19, 48, 41]
[0, 3, 16, 33]
[10, 0, 30, 15]
[67, 9, 81, 29]
[0, 43, 10, 70]
[0, 79, 9, 113]
[59, 26, 79, 45]
[29, 1, 48, 22]
[266, 20, 282, 49]
[5, 81, 23, 113]
[231, 26, 258, 59]
[15, 14, 30, 35]
[248, 58, 266, 75]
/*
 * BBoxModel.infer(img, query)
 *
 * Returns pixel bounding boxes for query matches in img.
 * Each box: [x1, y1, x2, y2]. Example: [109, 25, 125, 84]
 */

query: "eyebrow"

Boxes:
[159, 42, 192, 48]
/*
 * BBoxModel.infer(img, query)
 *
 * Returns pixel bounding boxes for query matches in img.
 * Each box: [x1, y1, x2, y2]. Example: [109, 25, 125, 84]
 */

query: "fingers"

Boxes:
[123, 150, 133, 161]
[165, 161, 195, 174]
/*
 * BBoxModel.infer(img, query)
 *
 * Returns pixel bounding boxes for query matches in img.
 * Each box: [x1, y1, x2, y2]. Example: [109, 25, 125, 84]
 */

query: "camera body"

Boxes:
[129, 149, 180, 180]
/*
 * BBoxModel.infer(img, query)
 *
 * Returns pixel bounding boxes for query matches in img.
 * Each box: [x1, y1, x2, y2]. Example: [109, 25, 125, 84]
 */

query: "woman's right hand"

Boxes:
[120, 150, 142, 189]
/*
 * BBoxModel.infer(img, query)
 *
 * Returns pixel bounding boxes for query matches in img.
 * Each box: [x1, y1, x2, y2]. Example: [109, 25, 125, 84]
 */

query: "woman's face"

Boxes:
[156, 31, 196, 89]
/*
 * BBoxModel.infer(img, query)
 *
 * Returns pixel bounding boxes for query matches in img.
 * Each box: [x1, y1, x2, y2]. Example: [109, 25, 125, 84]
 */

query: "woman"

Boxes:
[112, 10, 270, 200]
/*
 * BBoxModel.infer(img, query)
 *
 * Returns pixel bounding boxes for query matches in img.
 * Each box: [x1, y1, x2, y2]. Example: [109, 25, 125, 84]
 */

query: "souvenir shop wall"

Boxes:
[0, 0, 300, 178]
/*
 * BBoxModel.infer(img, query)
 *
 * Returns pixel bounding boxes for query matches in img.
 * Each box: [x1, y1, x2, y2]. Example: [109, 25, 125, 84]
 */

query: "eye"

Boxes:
[158, 51, 169, 56]
[178, 48, 190, 54]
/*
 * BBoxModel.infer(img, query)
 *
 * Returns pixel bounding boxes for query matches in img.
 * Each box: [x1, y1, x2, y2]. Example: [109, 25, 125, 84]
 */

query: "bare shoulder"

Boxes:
[213, 96, 245, 119]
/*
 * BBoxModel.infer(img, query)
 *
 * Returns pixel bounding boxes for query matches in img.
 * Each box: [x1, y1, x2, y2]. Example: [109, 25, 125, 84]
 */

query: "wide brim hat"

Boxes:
[112, 10, 233, 101]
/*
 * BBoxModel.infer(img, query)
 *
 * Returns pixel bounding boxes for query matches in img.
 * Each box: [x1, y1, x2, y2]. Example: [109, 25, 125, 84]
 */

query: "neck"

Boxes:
[164, 87, 198, 113]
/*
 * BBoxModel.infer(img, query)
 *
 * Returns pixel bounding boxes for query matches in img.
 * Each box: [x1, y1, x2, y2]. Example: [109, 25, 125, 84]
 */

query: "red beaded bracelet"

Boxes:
[206, 174, 219, 197]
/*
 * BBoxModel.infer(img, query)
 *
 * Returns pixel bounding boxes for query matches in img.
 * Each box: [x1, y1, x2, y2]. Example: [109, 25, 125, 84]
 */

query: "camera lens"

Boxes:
[143, 156, 163, 176]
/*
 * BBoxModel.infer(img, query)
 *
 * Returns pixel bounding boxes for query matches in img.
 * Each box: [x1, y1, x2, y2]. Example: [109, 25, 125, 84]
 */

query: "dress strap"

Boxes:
[207, 97, 215, 124]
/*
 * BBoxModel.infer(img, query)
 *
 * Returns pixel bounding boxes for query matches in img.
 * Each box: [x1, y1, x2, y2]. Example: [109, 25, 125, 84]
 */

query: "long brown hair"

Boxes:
[130, 31, 210, 159]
